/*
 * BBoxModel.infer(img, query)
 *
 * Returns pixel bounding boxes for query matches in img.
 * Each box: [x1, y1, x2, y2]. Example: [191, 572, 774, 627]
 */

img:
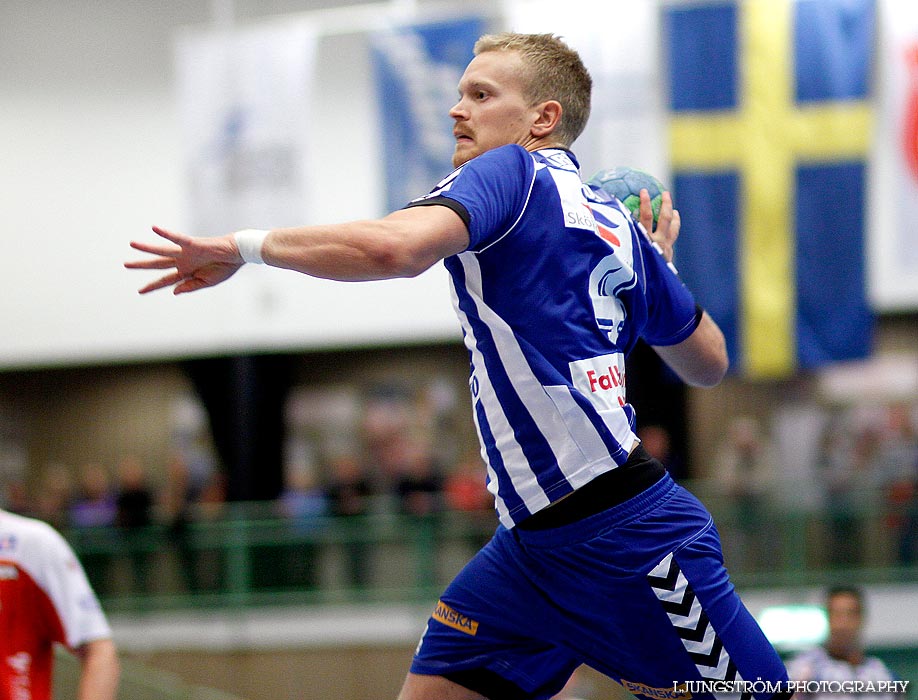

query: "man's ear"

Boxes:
[531, 100, 562, 138]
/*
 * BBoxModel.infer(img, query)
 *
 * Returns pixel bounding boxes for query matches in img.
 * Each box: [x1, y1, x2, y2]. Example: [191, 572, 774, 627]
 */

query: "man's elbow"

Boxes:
[654, 320, 729, 387]
[688, 332, 729, 387]
[367, 227, 441, 279]
[687, 351, 729, 387]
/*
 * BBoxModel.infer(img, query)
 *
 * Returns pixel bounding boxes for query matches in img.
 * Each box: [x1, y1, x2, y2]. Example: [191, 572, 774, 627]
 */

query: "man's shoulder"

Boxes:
[421, 145, 532, 197]
[0, 510, 74, 566]
[862, 654, 899, 680]
[473, 143, 534, 170]
[0, 510, 61, 545]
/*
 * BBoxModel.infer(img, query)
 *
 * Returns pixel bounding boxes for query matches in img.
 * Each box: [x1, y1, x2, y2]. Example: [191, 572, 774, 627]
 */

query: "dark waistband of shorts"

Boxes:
[516, 445, 666, 531]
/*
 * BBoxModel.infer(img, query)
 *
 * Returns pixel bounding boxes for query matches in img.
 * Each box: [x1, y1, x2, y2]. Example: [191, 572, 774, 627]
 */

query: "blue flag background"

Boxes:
[664, 0, 876, 378]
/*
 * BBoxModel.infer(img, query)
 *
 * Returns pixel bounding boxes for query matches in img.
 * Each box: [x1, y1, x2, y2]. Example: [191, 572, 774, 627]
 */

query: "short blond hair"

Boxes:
[474, 32, 592, 147]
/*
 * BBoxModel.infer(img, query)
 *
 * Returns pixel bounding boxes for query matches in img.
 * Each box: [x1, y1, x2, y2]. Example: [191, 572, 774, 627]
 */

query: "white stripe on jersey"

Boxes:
[467, 396, 511, 525]
[459, 253, 619, 519]
[453, 262, 549, 527]
[542, 386, 618, 483]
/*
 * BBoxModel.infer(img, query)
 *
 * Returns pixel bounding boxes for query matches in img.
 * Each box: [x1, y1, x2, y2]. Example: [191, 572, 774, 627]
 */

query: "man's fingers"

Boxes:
[657, 191, 673, 223]
[669, 209, 681, 243]
[137, 271, 185, 295]
[654, 192, 679, 242]
[174, 277, 211, 295]
[638, 189, 654, 232]
[151, 225, 189, 246]
[129, 239, 182, 257]
[124, 256, 176, 271]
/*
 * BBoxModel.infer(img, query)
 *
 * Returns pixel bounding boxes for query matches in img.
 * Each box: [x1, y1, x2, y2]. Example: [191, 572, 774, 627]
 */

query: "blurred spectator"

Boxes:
[161, 453, 201, 593]
[361, 384, 415, 487]
[786, 586, 905, 700]
[68, 463, 117, 595]
[190, 470, 228, 592]
[115, 455, 155, 594]
[392, 436, 444, 518]
[196, 469, 228, 517]
[444, 453, 491, 514]
[256, 467, 328, 591]
[715, 416, 778, 572]
[817, 415, 878, 568]
[872, 403, 918, 564]
[389, 435, 444, 590]
[0, 476, 31, 515]
[638, 424, 685, 480]
[279, 467, 328, 521]
[69, 464, 117, 529]
[34, 463, 73, 532]
[444, 453, 493, 552]
[325, 454, 374, 589]
[326, 455, 374, 518]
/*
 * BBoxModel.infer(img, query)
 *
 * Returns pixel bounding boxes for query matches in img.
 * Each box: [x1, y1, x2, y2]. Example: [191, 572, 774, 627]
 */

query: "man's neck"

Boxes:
[522, 137, 567, 154]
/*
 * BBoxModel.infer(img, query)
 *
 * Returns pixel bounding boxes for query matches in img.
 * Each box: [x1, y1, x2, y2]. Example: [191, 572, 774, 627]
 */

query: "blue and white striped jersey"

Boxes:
[408, 145, 698, 527]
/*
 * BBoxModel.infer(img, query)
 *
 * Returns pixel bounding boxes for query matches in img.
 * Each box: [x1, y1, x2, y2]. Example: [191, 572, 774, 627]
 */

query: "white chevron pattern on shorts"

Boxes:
[647, 553, 745, 691]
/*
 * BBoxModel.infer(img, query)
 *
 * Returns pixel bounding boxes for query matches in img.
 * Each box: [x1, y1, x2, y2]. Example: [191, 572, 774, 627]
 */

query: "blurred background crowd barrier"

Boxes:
[48, 479, 918, 612]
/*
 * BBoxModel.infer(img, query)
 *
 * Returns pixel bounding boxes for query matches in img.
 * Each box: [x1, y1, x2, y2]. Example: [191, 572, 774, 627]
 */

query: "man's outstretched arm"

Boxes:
[126, 205, 469, 295]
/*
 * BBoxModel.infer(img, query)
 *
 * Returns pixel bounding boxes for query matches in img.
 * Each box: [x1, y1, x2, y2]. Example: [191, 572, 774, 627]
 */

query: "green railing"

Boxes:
[66, 506, 494, 612]
[61, 482, 918, 613]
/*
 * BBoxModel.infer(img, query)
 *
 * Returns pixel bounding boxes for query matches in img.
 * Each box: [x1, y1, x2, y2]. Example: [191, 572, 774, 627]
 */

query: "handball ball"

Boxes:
[587, 166, 666, 229]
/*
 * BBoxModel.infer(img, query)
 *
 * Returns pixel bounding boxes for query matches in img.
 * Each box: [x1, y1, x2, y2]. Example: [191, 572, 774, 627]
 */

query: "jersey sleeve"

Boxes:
[634, 224, 700, 346]
[405, 145, 534, 250]
[32, 522, 112, 650]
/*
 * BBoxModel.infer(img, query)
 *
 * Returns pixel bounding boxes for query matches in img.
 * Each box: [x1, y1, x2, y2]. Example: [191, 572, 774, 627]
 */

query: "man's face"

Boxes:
[827, 592, 863, 652]
[449, 50, 540, 167]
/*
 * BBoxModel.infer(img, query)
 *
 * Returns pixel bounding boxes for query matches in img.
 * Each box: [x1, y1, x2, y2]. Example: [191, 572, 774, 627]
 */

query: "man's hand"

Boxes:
[638, 188, 680, 265]
[125, 226, 243, 294]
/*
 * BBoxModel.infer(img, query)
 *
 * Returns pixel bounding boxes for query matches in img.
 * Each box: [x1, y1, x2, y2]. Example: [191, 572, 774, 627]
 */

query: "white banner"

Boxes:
[500, 0, 667, 185]
[870, 0, 918, 311]
[176, 20, 318, 235]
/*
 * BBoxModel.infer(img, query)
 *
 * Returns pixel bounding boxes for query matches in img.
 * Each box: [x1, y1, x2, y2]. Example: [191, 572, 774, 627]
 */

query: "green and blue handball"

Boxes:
[587, 166, 666, 231]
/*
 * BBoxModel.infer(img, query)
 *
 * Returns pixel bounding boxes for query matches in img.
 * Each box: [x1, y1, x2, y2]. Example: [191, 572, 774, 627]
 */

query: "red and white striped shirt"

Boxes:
[0, 509, 112, 700]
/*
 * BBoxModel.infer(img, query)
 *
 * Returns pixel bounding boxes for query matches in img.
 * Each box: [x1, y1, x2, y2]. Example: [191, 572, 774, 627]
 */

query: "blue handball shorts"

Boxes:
[410, 474, 789, 699]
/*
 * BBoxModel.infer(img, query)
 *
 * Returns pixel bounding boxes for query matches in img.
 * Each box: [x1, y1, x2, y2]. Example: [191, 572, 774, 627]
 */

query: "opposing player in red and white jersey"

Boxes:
[0, 507, 119, 700]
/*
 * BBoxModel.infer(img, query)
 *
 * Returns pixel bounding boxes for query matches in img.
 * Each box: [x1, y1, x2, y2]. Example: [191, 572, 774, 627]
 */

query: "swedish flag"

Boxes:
[665, 0, 875, 378]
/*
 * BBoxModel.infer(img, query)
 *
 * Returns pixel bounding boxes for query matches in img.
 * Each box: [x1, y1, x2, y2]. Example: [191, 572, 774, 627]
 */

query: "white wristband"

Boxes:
[234, 229, 269, 264]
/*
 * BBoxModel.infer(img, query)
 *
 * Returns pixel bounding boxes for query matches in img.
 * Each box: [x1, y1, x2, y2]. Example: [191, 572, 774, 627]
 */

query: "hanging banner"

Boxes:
[871, 0, 918, 311]
[370, 16, 486, 212]
[665, 0, 876, 378]
[501, 0, 665, 181]
[175, 20, 318, 236]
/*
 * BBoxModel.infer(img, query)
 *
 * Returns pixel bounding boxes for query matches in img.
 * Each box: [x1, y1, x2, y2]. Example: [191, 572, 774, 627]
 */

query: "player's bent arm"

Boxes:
[74, 638, 120, 700]
[651, 311, 728, 387]
[262, 206, 470, 281]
